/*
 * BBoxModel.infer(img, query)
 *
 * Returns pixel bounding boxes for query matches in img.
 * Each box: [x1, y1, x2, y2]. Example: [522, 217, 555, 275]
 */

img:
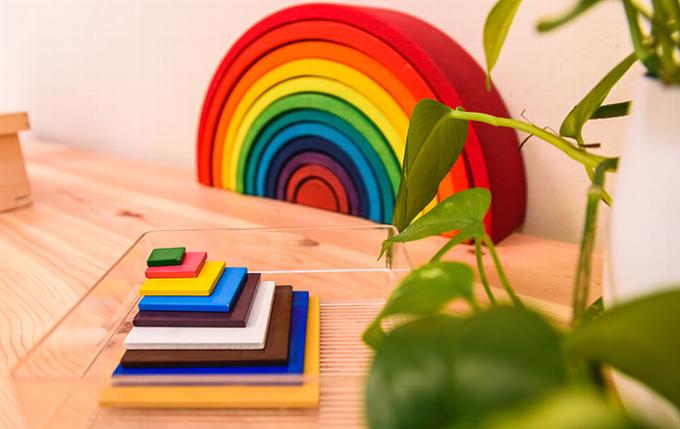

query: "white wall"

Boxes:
[0, 0, 639, 243]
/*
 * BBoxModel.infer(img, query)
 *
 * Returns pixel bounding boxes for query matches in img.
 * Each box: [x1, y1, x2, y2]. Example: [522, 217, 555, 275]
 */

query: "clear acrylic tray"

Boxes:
[9, 226, 411, 428]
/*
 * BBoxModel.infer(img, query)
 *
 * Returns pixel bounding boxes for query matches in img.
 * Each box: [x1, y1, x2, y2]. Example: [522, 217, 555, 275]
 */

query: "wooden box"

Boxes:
[0, 112, 31, 212]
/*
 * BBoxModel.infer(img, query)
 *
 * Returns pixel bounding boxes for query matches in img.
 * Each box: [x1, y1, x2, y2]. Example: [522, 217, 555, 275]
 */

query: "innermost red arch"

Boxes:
[292, 178, 340, 213]
[286, 164, 350, 214]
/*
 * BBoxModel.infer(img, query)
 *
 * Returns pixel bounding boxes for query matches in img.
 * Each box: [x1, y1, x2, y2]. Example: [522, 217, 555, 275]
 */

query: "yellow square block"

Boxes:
[138, 261, 224, 296]
[99, 297, 320, 408]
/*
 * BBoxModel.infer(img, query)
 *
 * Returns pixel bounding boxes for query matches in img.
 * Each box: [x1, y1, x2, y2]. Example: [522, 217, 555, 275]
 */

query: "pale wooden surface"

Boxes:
[0, 139, 602, 428]
[0, 113, 31, 212]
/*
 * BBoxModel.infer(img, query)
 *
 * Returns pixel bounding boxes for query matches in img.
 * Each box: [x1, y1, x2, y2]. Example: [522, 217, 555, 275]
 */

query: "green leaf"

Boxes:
[365, 308, 569, 429]
[482, 387, 648, 429]
[393, 100, 468, 231]
[363, 320, 389, 352]
[582, 297, 604, 322]
[383, 188, 490, 257]
[537, 0, 605, 32]
[560, 53, 637, 145]
[590, 101, 631, 119]
[483, 0, 522, 89]
[566, 289, 680, 410]
[363, 261, 474, 349]
[380, 262, 475, 317]
[365, 315, 462, 429]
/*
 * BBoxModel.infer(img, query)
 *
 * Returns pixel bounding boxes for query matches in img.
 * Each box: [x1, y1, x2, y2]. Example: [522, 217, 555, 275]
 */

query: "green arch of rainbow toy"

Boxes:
[197, 3, 527, 242]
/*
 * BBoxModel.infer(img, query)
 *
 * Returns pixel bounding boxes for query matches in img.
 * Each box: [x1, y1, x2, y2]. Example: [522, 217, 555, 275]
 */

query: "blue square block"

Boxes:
[138, 267, 247, 312]
[114, 291, 309, 377]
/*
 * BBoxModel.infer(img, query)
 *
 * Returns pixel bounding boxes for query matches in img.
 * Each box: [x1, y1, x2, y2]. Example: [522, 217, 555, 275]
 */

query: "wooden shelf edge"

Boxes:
[0, 112, 30, 136]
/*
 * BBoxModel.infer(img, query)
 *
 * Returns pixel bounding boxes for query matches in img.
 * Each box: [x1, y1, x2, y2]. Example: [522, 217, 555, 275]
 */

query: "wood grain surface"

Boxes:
[0, 139, 603, 428]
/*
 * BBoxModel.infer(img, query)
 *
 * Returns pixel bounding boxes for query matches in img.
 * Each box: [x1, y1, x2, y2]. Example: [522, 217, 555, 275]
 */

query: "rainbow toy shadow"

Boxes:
[197, 3, 526, 242]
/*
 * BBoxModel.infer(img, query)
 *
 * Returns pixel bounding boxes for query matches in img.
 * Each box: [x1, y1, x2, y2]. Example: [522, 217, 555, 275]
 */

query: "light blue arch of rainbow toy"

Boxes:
[252, 123, 385, 222]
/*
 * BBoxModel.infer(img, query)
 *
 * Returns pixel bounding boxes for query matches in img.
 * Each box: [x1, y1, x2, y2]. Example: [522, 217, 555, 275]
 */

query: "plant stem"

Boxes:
[431, 237, 461, 261]
[630, 0, 654, 20]
[571, 157, 619, 325]
[652, 0, 677, 79]
[468, 293, 482, 313]
[584, 166, 612, 206]
[447, 110, 607, 171]
[666, 0, 680, 35]
[482, 234, 523, 307]
[475, 237, 497, 305]
[430, 225, 480, 262]
[623, 0, 662, 76]
[384, 229, 395, 267]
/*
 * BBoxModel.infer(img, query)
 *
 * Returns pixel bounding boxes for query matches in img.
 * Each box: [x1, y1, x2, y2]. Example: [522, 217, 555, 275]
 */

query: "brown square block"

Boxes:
[121, 285, 293, 367]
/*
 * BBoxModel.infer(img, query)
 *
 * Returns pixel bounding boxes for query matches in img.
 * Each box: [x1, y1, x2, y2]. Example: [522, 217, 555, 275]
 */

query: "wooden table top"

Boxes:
[0, 139, 602, 428]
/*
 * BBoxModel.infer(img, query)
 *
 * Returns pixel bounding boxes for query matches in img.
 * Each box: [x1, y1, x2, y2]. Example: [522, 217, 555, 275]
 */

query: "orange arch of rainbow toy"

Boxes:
[197, 3, 526, 242]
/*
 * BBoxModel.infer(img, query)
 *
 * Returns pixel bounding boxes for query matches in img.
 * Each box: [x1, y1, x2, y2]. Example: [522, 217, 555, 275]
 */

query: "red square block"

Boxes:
[145, 252, 207, 279]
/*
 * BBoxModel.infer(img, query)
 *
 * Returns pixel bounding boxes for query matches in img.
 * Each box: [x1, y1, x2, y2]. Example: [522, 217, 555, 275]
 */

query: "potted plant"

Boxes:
[363, 1, 680, 428]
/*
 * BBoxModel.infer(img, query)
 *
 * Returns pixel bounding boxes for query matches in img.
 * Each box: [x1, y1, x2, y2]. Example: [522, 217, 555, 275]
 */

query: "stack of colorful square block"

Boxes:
[99, 247, 320, 408]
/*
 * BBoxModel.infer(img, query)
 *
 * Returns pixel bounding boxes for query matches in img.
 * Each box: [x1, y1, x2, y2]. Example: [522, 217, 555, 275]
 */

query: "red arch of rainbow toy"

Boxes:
[197, 3, 526, 242]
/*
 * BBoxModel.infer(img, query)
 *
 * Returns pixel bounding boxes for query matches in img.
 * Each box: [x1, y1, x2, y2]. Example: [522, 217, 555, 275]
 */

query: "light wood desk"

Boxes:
[0, 139, 602, 428]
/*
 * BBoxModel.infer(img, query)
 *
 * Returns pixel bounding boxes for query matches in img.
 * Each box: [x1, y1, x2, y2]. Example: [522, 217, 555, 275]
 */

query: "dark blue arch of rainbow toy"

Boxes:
[197, 3, 527, 242]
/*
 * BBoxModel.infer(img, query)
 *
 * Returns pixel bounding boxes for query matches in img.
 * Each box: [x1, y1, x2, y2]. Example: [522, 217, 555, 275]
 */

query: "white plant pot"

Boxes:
[607, 75, 680, 427]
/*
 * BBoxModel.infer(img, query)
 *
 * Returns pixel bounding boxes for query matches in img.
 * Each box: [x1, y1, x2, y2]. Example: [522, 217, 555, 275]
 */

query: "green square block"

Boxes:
[147, 247, 186, 267]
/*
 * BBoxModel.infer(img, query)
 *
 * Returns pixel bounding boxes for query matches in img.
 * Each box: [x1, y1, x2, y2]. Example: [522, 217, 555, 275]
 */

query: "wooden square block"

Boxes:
[133, 273, 259, 327]
[145, 251, 206, 279]
[124, 281, 276, 350]
[119, 286, 295, 369]
[138, 261, 224, 296]
[99, 296, 320, 408]
[0, 112, 31, 213]
[138, 266, 246, 310]
[147, 247, 186, 267]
